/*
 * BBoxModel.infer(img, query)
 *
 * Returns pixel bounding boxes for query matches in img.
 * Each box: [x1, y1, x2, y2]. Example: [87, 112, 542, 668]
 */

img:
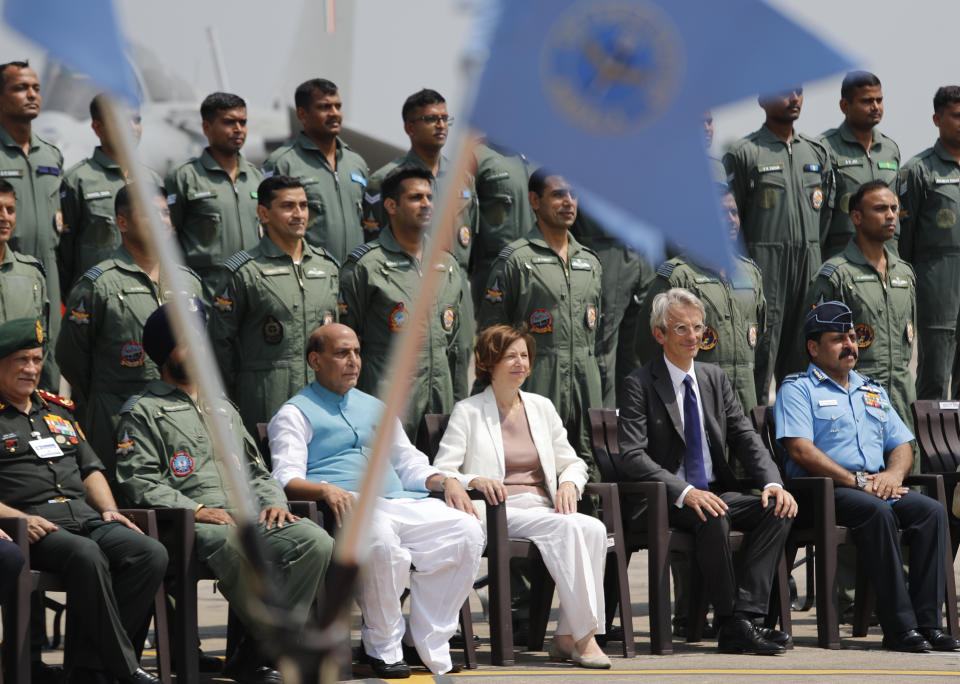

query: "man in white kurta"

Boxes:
[268, 323, 483, 676]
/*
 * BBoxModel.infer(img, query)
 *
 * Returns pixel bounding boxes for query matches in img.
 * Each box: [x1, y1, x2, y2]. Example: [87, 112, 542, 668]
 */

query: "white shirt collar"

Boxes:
[663, 354, 696, 393]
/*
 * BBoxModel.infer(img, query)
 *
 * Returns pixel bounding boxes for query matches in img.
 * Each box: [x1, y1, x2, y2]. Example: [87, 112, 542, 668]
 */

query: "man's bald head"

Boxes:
[306, 323, 362, 395]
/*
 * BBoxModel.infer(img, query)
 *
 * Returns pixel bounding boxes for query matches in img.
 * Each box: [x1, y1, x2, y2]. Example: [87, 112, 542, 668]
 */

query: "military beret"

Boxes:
[142, 299, 206, 367]
[0, 318, 44, 360]
[804, 300, 853, 337]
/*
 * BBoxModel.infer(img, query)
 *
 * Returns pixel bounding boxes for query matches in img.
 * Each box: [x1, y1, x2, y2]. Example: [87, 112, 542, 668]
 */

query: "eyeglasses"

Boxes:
[666, 323, 704, 337]
[409, 114, 454, 126]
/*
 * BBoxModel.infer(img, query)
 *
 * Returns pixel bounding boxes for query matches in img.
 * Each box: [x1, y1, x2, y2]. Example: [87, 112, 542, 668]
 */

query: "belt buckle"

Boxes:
[47, 496, 68, 503]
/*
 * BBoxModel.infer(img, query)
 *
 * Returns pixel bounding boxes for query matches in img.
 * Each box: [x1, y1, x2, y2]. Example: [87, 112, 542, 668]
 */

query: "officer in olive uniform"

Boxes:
[0, 317, 167, 684]
[261, 78, 368, 264]
[0, 62, 64, 387]
[0, 180, 49, 341]
[704, 111, 728, 185]
[56, 184, 203, 476]
[900, 86, 960, 401]
[363, 90, 476, 399]
[573, 208, 655, 410]
[637, 188, 766, 416]
[724, 86, 833, 403]
[477, 169, 603, 475]
[805, 180, 916, 447]
[820, 72, 901, 260]
[340, 167, 464, 439]
[58, 94, 163, 290]
[471, 142, 534, 305]
[115, 304, 333, 684]
[209, 175, 340, 436]
[165, 92, 262, 282]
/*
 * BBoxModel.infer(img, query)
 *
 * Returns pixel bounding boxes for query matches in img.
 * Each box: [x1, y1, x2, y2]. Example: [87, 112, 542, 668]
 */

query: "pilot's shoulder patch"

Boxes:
[656, 261, 677, 279]
[119, 393, 145, 414]
[224, 250, 253, 273]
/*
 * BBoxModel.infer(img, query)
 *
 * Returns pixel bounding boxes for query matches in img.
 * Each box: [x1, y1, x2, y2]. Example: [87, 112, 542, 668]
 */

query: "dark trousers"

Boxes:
[668, 491, 791, 617]
[834, 488, 947, 634]
[29, 509, 167, 678]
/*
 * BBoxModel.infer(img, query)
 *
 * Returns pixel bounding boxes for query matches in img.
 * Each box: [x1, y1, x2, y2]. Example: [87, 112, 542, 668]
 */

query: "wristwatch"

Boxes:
[854, 471, 869, 490]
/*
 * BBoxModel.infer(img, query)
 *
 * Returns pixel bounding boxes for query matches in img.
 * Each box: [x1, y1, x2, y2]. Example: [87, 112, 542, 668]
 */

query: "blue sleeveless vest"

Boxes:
[286, 382, 427, 499]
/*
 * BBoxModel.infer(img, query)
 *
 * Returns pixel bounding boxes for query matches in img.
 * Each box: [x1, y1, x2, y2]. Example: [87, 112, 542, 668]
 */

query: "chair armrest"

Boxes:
[117, 508, 160, 538]
[0, 516, 28, 555]
[288, 500, 320, 524]
[584, 482, 622, 535]
[904, 474, 948, 508]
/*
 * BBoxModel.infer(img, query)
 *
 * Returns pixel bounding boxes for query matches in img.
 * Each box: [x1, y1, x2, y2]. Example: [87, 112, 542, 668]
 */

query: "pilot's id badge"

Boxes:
[30, 437, 64, 459]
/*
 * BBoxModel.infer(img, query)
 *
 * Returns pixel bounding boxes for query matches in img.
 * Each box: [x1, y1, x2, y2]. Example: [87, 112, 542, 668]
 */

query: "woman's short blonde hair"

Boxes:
[474, 324, 536, 386]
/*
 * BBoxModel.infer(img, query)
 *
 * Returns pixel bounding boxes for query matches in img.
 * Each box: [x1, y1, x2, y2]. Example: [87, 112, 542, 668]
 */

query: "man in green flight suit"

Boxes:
[572, 208, 654, 410]
[638, 186, 766, 416]
[0, 317, 167, 684]
[56, 183, 203, 477]
[820, 71, 901, 260]
[209, 174, 340, 438]
[724, 86, 833, 403]
[470, 142, 534, 306]
[363, 89, 476, 399]
[115, 303, 334, 684]
[165, 92, 263, 283]
[477, 168, 603, 477]
[59, 94, 163, 290]
[0, 180, 49, 358]
[340, 166, 464, 440]
[805, 180, 917, 445]
[900, 86, 960, 401]
[0, 61, 64, 388]
[261, 78, 368, 265]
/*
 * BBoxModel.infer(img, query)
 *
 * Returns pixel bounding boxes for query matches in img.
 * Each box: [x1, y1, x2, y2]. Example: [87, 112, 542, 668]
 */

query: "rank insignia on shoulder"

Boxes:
[818, 263, 837, 278]
[855, 323, 874, 348]
[485, 278, 504, 304]
[115, 430, 135, 456]
[37, 389, 74, 410]
[69, 300, 91, 325]
[364, 192, 380, 204]
[782, 373, 802, 384]
[811, 367, 827, 382]
[348, 243, 373, 261]
[656, 261, 677, 278]
[389, 302, 408, 332]
[170, 451, 194, 476]
[225, 251, 252, 272]
[166, 193, 177, 205]
[213, 289, 233, 312]
[82, 265, 104, 282]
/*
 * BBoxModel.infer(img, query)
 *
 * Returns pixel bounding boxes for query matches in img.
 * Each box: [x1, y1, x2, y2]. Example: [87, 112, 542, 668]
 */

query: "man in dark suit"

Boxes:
[619, 287, 797, 655]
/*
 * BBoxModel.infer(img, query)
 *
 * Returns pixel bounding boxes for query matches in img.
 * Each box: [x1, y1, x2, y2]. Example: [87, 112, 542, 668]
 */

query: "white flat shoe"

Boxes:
[571, 646, 611, 669]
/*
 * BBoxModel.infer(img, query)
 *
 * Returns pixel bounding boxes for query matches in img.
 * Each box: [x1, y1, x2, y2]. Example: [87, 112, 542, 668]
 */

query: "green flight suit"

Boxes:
[803, 241, 917, 467]
[470, 144, 534, 304]
[709, 156, 727, 185]
[55, 247, 204, 476]
[58, 147, 163, 289]
[637, 255, 767, 415]
[572, 211, 655, 409]
[819, 122, 901, 259]
[0, 245, 48, 341]
[0, 389, 167, 679]
[164, 149, 263, 279]
[0, 125, 63, 386]
[477, 228, 603, 476]
[339, 228, 465, 439]
[261, 133, 369, 264]
[364, 150, 477, 399]
[899, 140, 960, 400]
[208, 234, 340, 434]
[724, 125, 833, 403]
[114, 380, 333, 641]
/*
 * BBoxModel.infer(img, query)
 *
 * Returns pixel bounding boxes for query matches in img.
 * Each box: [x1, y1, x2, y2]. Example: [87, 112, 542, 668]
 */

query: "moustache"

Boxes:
[839, 348, 858, 360]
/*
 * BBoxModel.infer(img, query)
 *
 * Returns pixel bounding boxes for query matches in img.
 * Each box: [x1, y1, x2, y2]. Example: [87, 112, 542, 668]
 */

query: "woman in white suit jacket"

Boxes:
[434, 325, 610, 668]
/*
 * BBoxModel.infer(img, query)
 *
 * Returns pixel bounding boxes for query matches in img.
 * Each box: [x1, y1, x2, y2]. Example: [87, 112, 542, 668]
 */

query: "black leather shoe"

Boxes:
[717, 618, 785, 655]
[596, 624, 624, 646]
[920, 628, 960, 651]
[368, 657, 411, 679]
[222, 657, 282, 684]
[118, 668, 162, 684]
[401, 643, 424, 667]
[882, 629, 932, 653]
[756, 626, 792, 648]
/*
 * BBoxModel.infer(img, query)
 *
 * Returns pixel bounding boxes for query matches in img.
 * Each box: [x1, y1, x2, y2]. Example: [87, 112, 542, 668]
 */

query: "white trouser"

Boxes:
[506, 493, 607, 641]
[357, 496, 484, 674]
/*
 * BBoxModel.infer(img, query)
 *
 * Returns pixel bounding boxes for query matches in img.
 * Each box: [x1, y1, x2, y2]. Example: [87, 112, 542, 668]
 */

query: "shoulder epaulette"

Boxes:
[495, 245, 516, 261]
[818, 262, 838, 278]
[184, 266, 203, 281]
[37, 389, 74, 410]
[348, 243, 374, 262]
[13, 251, 45, 276]
[63, 157, 90, 177]
[782, 373, 802, 384]
[224, 250, 253, 273]
[119, 393, 145, 414]
[82, 265, 105, 282]
[739, 255, 761, 273]
[656, 261, 677, 279]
